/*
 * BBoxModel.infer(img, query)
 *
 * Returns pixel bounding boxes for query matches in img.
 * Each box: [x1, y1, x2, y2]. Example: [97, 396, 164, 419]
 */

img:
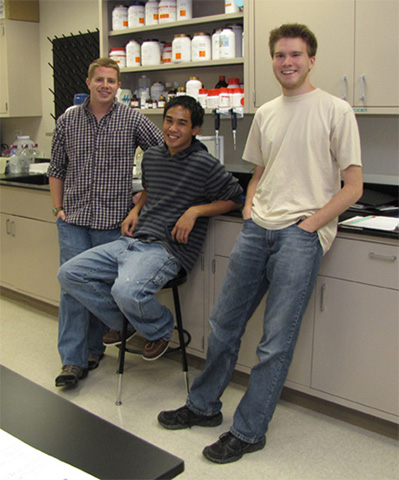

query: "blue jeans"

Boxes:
[58, 237, 181, 342]
[57, 219, 121, 368]
[187, 219, 323, 443]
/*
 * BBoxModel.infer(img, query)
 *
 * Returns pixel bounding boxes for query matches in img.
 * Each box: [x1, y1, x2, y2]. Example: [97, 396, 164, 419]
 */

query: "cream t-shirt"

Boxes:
[242, 88, 362, 254]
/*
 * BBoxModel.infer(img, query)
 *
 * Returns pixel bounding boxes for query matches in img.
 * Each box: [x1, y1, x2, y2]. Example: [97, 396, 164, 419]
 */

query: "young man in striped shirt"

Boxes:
[57, 96, 243, 375]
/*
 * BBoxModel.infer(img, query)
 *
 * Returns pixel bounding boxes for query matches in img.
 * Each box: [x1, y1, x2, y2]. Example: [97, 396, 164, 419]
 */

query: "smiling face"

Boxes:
[272, 37, 316, 96]
[86, 66, 121, 108]
[163, 105, 200, 156]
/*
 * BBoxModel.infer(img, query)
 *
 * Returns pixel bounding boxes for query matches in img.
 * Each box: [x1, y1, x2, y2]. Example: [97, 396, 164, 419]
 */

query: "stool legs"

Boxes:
[172, 285, 190, 394]
[115, 316, 128, 406]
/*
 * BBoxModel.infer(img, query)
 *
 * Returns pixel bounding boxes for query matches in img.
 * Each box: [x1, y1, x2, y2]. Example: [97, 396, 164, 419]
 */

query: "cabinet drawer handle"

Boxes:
[359, 75, 366, 101]
[320, 283, 326, 312]
[341, 75, 347, 100]
[6, 218, 11, 235]
[369, 252, 397, 262]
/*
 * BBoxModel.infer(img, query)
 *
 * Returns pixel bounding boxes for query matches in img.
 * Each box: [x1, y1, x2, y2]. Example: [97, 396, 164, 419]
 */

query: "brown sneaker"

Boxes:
[55, 365, 88, 387]
[142, 338, 169, 361]
[103, 328, 137, 346]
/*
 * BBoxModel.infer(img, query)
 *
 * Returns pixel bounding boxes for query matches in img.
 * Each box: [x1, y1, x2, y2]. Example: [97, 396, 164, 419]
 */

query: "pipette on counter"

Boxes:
[231, 108, 237, 150]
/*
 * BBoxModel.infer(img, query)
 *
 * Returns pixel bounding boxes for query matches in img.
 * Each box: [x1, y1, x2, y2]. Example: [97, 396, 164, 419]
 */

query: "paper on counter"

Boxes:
[339, 215, 399, 231]
[0, 429, 99, 480]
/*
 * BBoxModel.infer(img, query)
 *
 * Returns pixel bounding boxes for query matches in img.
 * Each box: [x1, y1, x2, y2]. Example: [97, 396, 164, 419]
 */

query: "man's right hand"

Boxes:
[121, 210, 139, 237]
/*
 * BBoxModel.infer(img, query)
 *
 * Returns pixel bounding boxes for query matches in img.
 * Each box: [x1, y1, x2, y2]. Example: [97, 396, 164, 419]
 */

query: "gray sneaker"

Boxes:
[55, 365, 88, 387]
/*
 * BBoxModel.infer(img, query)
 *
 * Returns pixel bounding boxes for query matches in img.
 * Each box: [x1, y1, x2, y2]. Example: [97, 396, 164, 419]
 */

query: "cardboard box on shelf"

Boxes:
[0, 0, 39, 22]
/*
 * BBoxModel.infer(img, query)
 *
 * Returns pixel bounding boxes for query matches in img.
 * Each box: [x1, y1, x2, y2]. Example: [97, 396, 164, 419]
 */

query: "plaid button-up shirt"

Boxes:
[48, 99, 163, 230]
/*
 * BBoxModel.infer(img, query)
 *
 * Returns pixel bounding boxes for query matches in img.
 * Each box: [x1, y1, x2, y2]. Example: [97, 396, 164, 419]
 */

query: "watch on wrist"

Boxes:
[52, 207, 64, 216]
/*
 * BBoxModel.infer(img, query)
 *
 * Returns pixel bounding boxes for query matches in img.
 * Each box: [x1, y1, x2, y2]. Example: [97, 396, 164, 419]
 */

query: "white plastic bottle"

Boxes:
[177, 0, 192, 21]
[126, 40, 141, 67]
[225, 0, 240, 14]
[159, 0, 176, 23]
[109, 47, 126, 67]
[151, 81, 165, 100]
[212, 29, 222, 60]
[112, 5, 128, 30]
[172, 34, 191, 63]
[219, 27, 236, 59]
[186, 76, 202, 100]
[145, 0, 159, 25]
[192, 33, 211, 62]
[128, 2, 145, 28]
[227, 24, 243, 57]
[141, 40, 161, 65]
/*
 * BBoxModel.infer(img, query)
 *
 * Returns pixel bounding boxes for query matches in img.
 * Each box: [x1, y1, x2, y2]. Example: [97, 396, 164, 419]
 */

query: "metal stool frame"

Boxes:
[115, 269, 191, 405]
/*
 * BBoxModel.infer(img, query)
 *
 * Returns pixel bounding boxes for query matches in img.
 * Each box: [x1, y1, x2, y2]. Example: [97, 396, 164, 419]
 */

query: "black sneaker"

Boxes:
[158, 405, 223, 430]
[202, 432, 266, 464]
[55, 365, 88, 387]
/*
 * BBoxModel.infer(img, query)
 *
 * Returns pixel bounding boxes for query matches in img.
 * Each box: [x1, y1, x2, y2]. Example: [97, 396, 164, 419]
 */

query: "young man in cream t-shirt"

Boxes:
[158, 24, 363, 464]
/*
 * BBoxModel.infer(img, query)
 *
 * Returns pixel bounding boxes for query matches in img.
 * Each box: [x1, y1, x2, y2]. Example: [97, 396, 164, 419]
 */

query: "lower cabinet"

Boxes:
[0, 187, 60, 305]
[208, 217, 399, 422]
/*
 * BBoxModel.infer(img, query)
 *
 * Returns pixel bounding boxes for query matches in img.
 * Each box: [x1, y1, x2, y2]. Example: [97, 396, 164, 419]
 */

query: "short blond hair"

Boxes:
[88, 57, 120, 81]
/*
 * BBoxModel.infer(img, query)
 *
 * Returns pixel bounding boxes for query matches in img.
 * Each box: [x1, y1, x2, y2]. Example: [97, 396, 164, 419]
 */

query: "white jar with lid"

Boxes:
[145, 0, 159, 25]
[198, 88, 207, 108]
[126, 40, 141, 67]
[112, 5, 128, 30]
[227, 24, 243, 57]
[186, 76, 202, 100]
[212, 29, 222, 60]
[128, 2, 145, 28]
[151, 81, 164, 100]
[192, 33, 211, 62]
[177, 0, 192, 21]
[172, 34, 191, 63]
[206, 89, 219, 109]
[109, 48, 126, 67]
[219, 27, 236, 59]
[141, 39, 162, 65]
[218, 88, 231, 108]
[159, 0, 176, 23]
[225, 0, 240, 13]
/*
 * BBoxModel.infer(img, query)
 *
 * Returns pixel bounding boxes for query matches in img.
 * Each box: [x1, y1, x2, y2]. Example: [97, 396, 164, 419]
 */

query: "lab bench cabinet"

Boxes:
[311, 236, 399, 419]
[209, 217, 399, 423]
[247, 0, 398, 114]
[0, 187, 60, 304]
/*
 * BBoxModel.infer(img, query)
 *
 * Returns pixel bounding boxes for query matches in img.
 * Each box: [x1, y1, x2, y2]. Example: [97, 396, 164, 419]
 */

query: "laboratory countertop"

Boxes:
[1, 173, 397, 240]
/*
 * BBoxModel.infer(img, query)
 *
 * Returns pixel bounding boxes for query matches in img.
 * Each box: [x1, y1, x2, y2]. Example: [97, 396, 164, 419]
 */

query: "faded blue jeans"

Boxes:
[187, 219, 323, 444]
[57, 219, 121, 368]
[57, 237, 181, 343]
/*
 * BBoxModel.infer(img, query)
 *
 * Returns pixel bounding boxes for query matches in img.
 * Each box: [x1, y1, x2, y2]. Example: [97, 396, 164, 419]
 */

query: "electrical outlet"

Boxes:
[14, 130, 22, 138]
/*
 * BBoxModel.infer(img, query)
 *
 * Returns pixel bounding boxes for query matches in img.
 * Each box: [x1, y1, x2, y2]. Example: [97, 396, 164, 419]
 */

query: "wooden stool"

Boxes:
[115, 269, 191, 405]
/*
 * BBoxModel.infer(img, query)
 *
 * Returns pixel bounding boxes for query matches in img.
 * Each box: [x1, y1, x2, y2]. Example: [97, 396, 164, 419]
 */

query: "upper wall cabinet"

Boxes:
[247, 0, 398, 114]
[0, 20, 42, 118]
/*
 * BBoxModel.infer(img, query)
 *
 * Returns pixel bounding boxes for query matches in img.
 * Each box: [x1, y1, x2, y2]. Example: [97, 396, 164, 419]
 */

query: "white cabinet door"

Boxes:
[354, 0, 399, 108]
[312, 276, 399, 416]
[0, 214, 60, 304]
[250, 0, 355, 109]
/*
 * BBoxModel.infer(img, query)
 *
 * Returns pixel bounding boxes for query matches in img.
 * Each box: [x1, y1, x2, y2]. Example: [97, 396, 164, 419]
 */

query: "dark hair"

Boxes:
[163, 95, 204, 128]
[269, 23, 318, 58]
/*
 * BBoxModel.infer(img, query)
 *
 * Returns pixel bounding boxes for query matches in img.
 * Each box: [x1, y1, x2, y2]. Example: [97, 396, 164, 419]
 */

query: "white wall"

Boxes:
[0, 0, 99, 156]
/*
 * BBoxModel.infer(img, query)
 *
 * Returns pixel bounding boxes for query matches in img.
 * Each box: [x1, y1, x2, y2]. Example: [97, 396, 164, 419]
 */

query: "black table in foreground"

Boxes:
[0, 366, 184, 479]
